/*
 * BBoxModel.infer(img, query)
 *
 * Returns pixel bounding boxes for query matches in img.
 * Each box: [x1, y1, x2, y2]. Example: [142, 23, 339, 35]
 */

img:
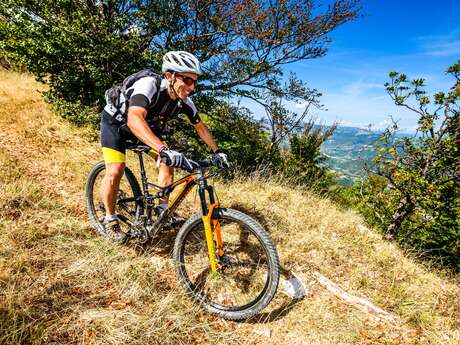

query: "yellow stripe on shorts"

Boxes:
[102, 147, 126, 164]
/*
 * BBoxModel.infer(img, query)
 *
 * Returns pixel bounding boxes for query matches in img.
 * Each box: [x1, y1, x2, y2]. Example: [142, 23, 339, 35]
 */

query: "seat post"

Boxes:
[137, 151, 149, 195]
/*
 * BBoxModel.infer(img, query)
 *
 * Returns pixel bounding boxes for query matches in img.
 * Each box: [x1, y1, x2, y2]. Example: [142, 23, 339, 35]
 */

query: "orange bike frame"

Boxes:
[137, 149, 223, 272]
[162, 175, 223, 272]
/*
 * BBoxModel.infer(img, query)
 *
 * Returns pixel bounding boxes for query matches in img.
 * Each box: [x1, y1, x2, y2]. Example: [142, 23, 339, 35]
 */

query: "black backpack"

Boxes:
[105, 69, 162, 121]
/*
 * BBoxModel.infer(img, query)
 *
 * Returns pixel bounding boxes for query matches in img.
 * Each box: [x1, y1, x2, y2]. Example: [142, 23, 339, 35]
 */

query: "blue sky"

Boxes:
[247, 0, 460, 132]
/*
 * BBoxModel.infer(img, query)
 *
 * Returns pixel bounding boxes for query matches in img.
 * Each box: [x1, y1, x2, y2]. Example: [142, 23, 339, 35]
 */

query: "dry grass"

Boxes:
[0, 69, 459, 344]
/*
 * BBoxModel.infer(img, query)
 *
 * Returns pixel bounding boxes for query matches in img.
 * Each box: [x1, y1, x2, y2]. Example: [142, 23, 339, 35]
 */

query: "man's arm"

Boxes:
[193, 121, 218, 153]
[127, 106, 164, 152]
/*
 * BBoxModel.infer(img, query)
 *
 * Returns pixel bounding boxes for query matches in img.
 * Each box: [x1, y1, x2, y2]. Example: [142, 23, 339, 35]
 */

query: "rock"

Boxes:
[254, 327, 272, 338]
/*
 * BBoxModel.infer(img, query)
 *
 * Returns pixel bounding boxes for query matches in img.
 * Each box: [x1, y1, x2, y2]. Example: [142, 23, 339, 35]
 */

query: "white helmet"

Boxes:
[162, 51, 202, 75]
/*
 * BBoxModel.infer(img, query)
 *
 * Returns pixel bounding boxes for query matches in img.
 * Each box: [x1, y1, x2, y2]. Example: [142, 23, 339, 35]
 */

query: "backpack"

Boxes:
[104, 69, 162, 121]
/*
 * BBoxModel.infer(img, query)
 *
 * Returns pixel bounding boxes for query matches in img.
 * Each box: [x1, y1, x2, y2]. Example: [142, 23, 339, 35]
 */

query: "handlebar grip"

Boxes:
[161, 155, 197, 172]
[195, 159, 213, 167]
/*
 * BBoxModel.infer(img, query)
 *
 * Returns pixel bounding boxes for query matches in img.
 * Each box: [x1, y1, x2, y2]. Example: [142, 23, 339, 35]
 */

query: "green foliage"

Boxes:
[1, 0, 163, 122]
[1, 0, 352, 193]
[338, 174, 396, 225]
[0, 0, 360, 124]
[167, 100, 339, 191]
[283, 120, 337, 190]
[259, 73, 324, 157]
[203, 104, 272, 172]
[349, 61, 460, 270]
[167, 101, 272, 172]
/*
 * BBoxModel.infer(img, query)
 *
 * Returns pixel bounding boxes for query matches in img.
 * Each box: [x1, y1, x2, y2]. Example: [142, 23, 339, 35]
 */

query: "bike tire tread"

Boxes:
[173, 207, 280, 320]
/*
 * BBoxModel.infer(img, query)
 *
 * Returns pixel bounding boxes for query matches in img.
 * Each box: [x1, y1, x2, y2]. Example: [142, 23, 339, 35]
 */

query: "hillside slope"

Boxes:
[0, 70, 459, 345]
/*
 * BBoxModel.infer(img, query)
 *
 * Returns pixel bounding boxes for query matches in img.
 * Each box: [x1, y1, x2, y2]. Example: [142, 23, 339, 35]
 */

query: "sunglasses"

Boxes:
[175, 73, 198, 87]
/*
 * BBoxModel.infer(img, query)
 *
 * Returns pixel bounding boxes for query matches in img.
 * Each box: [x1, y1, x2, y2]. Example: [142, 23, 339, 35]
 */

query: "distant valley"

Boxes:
[320, 126, 383, 185]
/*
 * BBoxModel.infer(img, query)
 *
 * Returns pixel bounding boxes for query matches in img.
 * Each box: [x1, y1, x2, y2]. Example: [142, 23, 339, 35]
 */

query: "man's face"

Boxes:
[170, 72, 198, 100]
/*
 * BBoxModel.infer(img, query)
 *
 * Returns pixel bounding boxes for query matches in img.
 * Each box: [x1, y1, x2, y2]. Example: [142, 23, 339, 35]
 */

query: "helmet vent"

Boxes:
[171, 54, 181, 65]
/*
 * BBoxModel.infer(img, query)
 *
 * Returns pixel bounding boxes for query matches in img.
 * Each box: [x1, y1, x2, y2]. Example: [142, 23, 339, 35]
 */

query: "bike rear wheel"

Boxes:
[85, 161, 143, 237]
[173, 208, 280, 320]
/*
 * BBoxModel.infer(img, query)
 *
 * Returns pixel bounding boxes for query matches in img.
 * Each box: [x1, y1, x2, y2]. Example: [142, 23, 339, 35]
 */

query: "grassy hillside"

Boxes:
[0, 69, 459, 344]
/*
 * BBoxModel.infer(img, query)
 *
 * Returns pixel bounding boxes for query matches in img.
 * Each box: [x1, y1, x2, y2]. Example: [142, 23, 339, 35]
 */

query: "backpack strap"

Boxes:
[152, 74, 162, 109]
[107, 70, 162, 122]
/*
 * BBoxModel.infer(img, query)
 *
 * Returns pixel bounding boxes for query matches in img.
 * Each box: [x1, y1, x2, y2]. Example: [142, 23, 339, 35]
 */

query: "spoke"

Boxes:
[181, 218, 270, 308]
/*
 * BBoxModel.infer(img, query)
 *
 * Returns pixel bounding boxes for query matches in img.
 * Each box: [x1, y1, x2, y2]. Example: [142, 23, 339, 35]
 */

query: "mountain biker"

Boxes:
[100, 51, 229, 242]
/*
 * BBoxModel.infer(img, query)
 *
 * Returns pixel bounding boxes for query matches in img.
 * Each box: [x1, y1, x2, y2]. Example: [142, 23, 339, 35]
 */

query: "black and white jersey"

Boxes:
[104, 77, 201, 127]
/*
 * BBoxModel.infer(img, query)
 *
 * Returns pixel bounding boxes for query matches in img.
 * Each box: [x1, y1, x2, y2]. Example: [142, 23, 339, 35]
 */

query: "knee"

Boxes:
[164, 171, 174, 184]
[159, 165, 174, 184]
[105, 163, 125, 182]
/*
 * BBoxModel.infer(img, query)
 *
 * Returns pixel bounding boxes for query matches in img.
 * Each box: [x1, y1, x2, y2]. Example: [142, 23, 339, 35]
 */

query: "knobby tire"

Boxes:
[85, 161, 143, 237]
[173, 208, 280, 320]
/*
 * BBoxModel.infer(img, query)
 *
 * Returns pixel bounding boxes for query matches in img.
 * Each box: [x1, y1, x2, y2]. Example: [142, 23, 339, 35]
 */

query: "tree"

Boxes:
[0, 0, 361, 124]
[357, 61, 459, 268]
[1, 0, 356, 191]
[168, 101, 272, 173]
[283, 118, 337, 190]
[255, 73, 324, 160]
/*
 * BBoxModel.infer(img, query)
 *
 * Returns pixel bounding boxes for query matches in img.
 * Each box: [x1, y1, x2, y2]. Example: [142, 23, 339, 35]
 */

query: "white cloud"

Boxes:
[294, 80, 383, 110]
[341, 80, 383, 97]
[313, 82, 419, 132]
[423, 41, 460, 57]
[418, 28, 460, 57]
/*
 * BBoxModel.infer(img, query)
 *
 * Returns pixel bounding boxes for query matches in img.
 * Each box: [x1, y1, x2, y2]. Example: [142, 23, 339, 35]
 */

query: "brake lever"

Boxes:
[185, 158, 200, 173]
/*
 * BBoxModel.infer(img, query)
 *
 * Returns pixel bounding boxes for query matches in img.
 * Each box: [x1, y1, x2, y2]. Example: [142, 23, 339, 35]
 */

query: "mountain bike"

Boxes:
[85, 141, 280, 320]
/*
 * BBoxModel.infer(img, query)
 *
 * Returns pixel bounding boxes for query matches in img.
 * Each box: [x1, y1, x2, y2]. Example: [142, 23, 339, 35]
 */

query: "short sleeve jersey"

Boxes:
[103, 77, 201, 128]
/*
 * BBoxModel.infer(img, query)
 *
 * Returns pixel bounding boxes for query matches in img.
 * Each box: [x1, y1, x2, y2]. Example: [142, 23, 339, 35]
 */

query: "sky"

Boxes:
[246, 0, 460, 132]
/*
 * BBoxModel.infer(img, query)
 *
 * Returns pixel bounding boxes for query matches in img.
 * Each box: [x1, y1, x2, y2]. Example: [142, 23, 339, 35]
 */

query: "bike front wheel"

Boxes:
[173, 208, 280, 320]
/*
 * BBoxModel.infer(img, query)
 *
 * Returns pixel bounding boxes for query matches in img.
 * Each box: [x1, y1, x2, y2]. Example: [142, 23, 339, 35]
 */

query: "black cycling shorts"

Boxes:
[100, 111, 164, 164]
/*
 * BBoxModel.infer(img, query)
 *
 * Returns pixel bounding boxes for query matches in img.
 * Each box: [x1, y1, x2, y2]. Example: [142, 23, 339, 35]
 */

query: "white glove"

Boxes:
[212, 151, 229, 169]
[160, 148, 194, 171]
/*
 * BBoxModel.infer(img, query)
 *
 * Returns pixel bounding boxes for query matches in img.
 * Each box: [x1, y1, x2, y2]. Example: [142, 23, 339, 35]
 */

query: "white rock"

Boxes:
[281, 273, 307, 299]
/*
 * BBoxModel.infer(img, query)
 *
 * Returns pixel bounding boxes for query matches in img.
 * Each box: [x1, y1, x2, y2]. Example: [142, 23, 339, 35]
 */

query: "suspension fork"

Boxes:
[199, 182, 223, 272]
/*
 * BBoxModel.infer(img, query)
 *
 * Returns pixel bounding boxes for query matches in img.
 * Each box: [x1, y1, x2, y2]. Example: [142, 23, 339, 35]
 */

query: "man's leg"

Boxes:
[101, 162, 125, 216]
[100, 162, 127, 242]
[99, 110, 128, 242]
[158, 162, 174, 211]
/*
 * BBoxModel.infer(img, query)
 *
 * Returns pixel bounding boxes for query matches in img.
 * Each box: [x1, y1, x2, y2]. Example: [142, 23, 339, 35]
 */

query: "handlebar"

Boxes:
[189, 158, 213, 169]
[160, 156, 215, 173]
[130, 144, 224, 173]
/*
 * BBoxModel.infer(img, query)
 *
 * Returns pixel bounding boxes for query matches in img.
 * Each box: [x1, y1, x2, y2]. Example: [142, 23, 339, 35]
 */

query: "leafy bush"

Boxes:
[283, 120, 337, 191]
[345, 61, 460, 269]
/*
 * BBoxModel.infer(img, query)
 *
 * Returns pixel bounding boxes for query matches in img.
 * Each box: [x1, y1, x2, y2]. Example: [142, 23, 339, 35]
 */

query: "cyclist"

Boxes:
[100, 51, 229, 242]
